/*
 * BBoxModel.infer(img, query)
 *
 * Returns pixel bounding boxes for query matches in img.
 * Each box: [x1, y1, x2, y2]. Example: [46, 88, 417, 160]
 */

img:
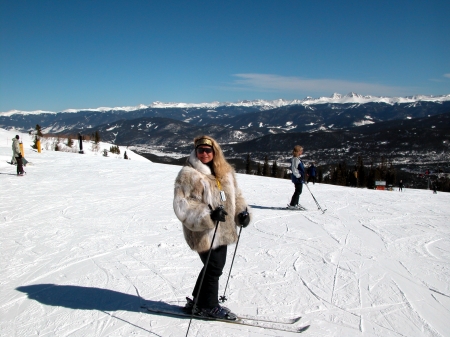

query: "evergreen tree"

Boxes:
[318, 166, 323, 183]
[357, 156, 366, 188]
[271, 160, 278, 177]
[263, 156, 270, 177]
[337, 162, 348, 186]
[367, 161, 375, 189]
[245, 154, 251, 174]
[330, 165, 337, 184]
[32, 137, 38, 149]
[256, 163, 262, 176]
[386, 162, 396, 186]
[32, 124, 44, 150]
[350, 165, 358, 187]
[110, 145, 120, 154]
[35, 124, 43, 137]
[94, 131, 101, 144]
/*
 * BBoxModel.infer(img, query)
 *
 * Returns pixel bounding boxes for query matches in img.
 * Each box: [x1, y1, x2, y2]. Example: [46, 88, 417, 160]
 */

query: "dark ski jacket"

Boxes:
[308, 165, 317, 177]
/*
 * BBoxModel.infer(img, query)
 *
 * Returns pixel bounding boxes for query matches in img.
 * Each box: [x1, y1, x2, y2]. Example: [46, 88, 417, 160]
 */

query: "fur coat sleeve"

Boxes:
[173, 151, 251, 253]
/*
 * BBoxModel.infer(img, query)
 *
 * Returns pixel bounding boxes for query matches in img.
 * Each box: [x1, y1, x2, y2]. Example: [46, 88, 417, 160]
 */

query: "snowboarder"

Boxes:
[12, 135, 25, 176]
[398, 180, 404, 192]
[288, 145, 305, 209]
[307, 163, 317, 184]
[173, 135, 251, 320]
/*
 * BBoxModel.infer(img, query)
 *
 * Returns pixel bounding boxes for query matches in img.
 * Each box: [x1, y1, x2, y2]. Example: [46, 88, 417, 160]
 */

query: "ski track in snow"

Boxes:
[1, 129, 450, 336]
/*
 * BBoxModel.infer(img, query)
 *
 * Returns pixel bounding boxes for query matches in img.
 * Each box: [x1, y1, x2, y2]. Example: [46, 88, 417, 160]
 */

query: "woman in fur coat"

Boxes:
[173, 135, 251, 320]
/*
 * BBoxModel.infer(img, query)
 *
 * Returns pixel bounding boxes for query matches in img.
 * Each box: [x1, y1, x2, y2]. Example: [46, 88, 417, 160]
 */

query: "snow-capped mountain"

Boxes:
[1, 93, 449, 136]
[1, 93, 449, 181]
[1, 93, 449, 116]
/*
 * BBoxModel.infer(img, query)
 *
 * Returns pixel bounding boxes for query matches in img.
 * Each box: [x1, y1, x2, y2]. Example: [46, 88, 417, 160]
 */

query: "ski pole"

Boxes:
[186, 212, 221, 337]
[305, 183, 326, 213]
[219, 225, 243, 303]
[305, 183, 320, 210]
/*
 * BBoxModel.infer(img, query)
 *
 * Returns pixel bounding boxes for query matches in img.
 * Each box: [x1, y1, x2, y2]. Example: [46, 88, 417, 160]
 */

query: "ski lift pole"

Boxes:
[219, 225, 243, 303]
[305, 183, 326, 213]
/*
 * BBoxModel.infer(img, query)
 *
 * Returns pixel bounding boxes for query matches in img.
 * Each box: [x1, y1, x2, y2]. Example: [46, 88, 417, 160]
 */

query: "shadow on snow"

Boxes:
[16, 283, 182, 315]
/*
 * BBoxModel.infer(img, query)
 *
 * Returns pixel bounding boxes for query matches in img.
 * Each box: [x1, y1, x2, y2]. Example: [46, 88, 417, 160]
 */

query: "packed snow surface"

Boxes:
[1, 128, 449, 337]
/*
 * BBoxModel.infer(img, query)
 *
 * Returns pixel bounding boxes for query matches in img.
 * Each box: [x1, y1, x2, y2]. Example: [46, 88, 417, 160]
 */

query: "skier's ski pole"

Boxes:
[219, 225, 243, 303]
[305, 183, 326, 213]
[186, 207, 222, 337]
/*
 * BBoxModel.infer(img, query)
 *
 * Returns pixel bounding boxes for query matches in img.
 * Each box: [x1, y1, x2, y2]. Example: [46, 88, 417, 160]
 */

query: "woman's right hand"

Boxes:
[209, 205, 227, 222]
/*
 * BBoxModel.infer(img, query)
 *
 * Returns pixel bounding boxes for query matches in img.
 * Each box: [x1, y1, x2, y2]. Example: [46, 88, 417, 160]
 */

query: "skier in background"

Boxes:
[12, 135, 25, 176]
[173, 135, 251, 320]
[307, 163, 317, 185]
[398, 180, 404, 192]
[288, 145, 305, 209]
[432, 181, 438, 194]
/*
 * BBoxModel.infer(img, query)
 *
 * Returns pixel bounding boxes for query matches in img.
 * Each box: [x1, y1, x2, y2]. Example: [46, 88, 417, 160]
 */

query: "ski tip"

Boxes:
[292, 316, 302, 323]
[297, 325, 310, 333]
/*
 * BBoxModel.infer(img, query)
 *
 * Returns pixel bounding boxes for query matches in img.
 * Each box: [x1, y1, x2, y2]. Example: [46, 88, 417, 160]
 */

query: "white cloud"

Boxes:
[444, 73, 450, 78]
[230, 73, 412, 96]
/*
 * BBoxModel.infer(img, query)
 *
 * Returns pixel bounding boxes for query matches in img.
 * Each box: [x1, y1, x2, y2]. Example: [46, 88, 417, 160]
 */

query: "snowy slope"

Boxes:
[1, 128, 449, 337]
[0, 129, 149, 163]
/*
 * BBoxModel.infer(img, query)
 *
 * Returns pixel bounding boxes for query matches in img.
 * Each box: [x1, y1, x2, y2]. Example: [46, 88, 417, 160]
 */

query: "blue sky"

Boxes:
[1, 0, 449, 112]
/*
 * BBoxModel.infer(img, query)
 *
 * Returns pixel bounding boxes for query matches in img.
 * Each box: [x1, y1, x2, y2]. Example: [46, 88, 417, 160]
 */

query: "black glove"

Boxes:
[210, 205, 227, 222]
[18, 153, 22, 158]
[237, 208, 250, 228]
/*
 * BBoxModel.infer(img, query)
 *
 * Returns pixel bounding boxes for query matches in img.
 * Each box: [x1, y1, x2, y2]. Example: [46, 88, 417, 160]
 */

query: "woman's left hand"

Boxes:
[237, 208, 250, 228]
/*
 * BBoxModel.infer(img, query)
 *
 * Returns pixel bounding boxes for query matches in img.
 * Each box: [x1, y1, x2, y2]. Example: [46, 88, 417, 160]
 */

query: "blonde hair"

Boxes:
[293, 145, 303, 156]
[194, 135, 233, 179]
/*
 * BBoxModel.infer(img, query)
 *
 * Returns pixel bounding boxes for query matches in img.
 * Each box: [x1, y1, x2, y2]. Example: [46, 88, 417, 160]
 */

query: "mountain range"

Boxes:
[1, 93, 449, 179]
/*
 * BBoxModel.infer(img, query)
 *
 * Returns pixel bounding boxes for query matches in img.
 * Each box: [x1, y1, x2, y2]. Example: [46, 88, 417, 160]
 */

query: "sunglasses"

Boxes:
[196, 147, 214, 154]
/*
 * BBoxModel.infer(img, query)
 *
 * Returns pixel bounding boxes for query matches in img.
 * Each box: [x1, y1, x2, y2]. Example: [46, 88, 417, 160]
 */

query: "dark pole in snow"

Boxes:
[78, 133, 83, 154]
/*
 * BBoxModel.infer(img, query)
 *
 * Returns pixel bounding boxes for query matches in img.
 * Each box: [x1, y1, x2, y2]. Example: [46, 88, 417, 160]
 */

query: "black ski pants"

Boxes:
[290, 182, 303, 206]
[16, 156, 24, 175]
[193, 244, 227, 310]
[308, 176, 316, 184]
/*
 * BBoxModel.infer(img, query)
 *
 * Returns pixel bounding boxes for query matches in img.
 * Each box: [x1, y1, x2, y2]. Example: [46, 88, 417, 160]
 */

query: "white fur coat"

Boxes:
[173, 150, 251, 253]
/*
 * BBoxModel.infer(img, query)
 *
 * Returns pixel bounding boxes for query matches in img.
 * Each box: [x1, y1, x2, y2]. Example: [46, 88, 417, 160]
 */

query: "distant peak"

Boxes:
[1, 93, 449, 116]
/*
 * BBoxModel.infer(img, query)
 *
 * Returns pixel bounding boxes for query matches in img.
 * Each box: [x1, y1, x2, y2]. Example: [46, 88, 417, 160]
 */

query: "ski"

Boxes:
[142, 304, 301, 325]
[283, 205, 308, 211]
[182, 297, 301, 324]
[286, 204, 308, 211]
[265, 207, 308, 211]
[235, 314, 301, 325]
[143, 305, 310, 333]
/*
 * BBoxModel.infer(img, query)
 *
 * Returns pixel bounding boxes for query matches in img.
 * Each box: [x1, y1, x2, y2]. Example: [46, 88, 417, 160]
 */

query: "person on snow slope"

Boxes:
[12, 135, 25, 175]
[288, 145, 305, 209]
[173, 135, 251, 320]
